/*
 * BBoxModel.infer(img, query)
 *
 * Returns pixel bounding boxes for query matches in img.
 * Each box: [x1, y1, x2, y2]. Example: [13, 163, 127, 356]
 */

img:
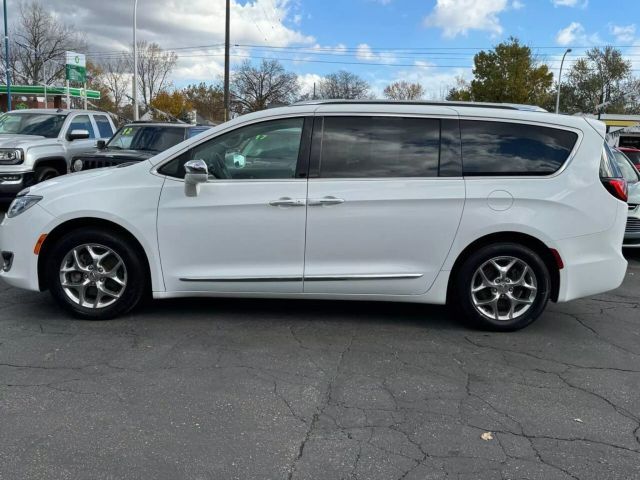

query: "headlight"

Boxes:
[7, 195, 42, 218]
[73, 159, 83, 171]
[0, 148, 24, 165]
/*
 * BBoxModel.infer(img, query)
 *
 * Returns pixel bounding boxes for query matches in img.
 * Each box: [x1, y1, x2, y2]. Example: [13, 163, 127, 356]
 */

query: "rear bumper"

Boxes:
[555, 203, 628, 302]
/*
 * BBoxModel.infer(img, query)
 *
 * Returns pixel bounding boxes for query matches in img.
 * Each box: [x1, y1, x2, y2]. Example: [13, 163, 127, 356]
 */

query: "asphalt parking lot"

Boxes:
[0, 253, 638, 480]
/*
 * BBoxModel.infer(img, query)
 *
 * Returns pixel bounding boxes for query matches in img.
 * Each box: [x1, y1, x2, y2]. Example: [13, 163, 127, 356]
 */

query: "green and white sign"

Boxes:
[65, 51, 86, 83]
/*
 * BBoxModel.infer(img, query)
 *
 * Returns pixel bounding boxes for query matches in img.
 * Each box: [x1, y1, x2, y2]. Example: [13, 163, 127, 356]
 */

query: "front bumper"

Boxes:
[623, 209, 640, 248]
[0, 171, 35, 201]
[0, 204, 55, 291]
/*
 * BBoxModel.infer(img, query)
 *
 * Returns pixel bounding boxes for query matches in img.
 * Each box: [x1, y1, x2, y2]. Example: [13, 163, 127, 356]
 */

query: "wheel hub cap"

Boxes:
[470, 256, 538, 322]
[59, 243, 127, 309]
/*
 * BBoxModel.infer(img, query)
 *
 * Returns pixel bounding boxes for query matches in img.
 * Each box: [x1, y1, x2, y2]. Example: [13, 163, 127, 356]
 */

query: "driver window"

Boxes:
[159, 117, 304, 180]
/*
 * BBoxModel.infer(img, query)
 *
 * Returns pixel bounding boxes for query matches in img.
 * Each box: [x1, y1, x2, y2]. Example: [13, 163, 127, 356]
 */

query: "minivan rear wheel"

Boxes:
[45, 228, 147, 320]
[452, 243, 551, 331]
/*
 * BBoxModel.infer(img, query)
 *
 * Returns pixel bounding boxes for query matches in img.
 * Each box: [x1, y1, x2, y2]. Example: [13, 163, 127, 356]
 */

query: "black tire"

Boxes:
[45, 228, 148, 320]
[450, 242, 551, 331]
[35, 165, 60, 183]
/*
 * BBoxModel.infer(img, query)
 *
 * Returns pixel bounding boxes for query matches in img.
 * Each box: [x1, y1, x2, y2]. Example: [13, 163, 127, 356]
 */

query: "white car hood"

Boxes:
[28, 161, 151, 199]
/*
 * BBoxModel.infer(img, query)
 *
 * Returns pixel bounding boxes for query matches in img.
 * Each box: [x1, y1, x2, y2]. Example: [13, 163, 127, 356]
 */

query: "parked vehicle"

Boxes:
[0, 101, 629, 330]
[0, 109, 115, 201]
[71, 122, 213, 172]
[613, 148, 640, 248]
[617, 146, 640, 170]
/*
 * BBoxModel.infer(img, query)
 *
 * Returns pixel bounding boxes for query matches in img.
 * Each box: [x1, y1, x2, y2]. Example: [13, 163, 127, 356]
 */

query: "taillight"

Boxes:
[601, 178, 628, 202]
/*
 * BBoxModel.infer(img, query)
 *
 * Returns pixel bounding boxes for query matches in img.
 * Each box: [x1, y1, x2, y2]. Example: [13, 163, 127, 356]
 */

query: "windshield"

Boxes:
[614, 151, 640, 183]
[107, 125, 186, 152]
[0, 112, 67, 138]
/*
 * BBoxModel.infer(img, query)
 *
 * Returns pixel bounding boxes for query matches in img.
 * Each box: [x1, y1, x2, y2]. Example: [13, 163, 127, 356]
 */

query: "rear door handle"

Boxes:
[308, 196, 345, 206]
[269, 197, 305, 207]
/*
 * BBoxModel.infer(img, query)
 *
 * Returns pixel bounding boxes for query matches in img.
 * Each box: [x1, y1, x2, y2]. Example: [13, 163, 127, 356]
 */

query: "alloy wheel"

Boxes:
[470, 256, 538, 322]
[59, 243, 128, 309]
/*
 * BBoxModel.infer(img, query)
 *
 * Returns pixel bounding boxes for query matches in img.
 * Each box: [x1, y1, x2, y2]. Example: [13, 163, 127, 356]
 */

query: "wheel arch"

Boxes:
[34, 156, 68, 176]
[37, 217, 152, 292]
[446, 231, 561, 303]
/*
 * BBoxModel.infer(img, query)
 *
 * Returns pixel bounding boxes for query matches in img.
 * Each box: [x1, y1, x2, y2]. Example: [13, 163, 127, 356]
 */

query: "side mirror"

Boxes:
[67, 129, 90, 141]
[96, 140, 106, 150]
[184, 159, 209, 197]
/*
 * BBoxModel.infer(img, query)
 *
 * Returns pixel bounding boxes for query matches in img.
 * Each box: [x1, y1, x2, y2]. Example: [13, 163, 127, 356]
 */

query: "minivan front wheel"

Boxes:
[452, 243, 551, 331]
[45, 228, 147, 320]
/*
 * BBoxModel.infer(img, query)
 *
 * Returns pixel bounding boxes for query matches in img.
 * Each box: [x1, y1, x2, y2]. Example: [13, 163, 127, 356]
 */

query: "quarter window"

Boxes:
[318, 116, 440, 178]
[461, 120, 578, 176]
[68, 115, 95, 139]
[159, 118, 304, 180]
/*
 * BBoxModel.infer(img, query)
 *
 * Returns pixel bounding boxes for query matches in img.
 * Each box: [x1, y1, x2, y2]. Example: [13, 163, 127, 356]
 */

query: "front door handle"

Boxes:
[269, 197, 305, 207]
[308, 196, 345, 206]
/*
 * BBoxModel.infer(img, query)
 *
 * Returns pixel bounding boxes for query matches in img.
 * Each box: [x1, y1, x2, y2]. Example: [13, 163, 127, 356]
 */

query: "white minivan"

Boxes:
[0, 101, 629, 330]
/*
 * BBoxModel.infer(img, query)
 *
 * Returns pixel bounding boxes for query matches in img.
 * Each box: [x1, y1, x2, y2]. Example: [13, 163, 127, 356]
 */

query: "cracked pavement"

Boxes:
[0, 252, 639, 480]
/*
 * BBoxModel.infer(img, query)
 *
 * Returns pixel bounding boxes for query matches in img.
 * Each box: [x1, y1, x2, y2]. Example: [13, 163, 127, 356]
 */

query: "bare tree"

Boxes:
[383, 81, 425, 101]
[317, 71, 370, 99]
[7, 1, 86, 85]
[231, 60, 299, 114]
[127, 41, 177, 108]
[98, 57, 130, 114]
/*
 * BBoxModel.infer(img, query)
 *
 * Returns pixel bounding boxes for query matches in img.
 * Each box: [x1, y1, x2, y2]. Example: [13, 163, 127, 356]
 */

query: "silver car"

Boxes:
[613, 149, 640, 247]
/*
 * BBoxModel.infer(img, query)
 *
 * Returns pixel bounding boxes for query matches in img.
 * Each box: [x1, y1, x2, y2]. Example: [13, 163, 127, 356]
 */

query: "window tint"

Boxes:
[613, 151, 639, 183]
[159, 118, 304, 180]
[319, 116, 440, 178]
[461, 120, 578, 176]
[93, 115, 114, 138]
[69, 115, 95, 139]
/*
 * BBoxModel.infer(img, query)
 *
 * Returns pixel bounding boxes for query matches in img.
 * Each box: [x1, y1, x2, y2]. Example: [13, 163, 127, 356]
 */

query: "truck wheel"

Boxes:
[35, 166, 60, 183]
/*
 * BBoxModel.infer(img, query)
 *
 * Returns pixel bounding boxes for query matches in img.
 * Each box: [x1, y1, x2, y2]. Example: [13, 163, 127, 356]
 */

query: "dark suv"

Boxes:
[71, 122, 212, 172]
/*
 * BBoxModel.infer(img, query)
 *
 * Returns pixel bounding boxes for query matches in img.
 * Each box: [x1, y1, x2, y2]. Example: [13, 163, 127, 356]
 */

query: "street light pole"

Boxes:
[132, 0, 139, 120]
[555, 48, 572, 114]
[223, 0, 230, 121]
[3, 0, 11, 111]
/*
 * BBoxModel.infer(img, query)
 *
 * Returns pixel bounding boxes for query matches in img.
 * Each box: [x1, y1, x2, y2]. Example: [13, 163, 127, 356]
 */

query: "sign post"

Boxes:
[65, 51, 86, 110]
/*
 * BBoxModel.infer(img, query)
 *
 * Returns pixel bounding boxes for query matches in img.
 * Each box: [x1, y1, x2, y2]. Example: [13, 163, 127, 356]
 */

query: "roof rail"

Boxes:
[293, 99, 545, 111]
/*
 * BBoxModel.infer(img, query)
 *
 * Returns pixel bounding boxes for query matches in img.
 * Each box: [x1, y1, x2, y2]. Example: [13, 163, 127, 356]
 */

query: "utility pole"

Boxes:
[132, 0, 139, 120]
[555, 48, 572, 114]
[223, 0, 230, 121]
[3, 0, 11, 111]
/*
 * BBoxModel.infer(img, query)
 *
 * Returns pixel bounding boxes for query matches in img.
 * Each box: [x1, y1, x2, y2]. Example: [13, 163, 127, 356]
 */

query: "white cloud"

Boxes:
[355, 43, 397, 64]
[297, 73, 323, 96]
[609, 24, 636, 43]
[424, 0, 510, 38]
[511, 0, 525, 9]
[552, 0, 588, 7]
[555, 22, 601, 46]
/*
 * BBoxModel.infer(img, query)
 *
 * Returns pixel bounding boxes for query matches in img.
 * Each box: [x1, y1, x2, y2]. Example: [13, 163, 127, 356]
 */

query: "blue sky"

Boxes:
[38, 0, 640, 96]
[268, 0, 640, 96]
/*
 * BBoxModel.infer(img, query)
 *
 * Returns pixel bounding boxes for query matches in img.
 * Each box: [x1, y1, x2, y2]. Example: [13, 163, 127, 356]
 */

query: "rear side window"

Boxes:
[461, 120, 578, 176]
[93, 115, 114, 138]
[319, 116, 440, 178]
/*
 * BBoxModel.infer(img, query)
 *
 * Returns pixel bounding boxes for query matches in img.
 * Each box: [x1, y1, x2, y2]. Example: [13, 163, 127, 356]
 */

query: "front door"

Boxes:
[157, 117, 310, 294]
[64, 114, 99, 155]
[303, 115, 465, 296]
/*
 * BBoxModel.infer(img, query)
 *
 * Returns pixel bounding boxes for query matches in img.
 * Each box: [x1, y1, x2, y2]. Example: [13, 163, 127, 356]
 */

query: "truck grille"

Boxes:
[627, 218, 640, 233]
[82, 159, 117, 170]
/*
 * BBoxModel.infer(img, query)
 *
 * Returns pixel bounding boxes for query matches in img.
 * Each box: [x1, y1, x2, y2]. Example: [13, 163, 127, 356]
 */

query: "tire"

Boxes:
[45, 228, 148, 320]
[35, 165, 60, 183]
[451, 243, 551, 331]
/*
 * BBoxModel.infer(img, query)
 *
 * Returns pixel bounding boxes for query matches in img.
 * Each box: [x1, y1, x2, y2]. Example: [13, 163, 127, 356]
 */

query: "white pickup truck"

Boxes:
[0, 109, 115, 201]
